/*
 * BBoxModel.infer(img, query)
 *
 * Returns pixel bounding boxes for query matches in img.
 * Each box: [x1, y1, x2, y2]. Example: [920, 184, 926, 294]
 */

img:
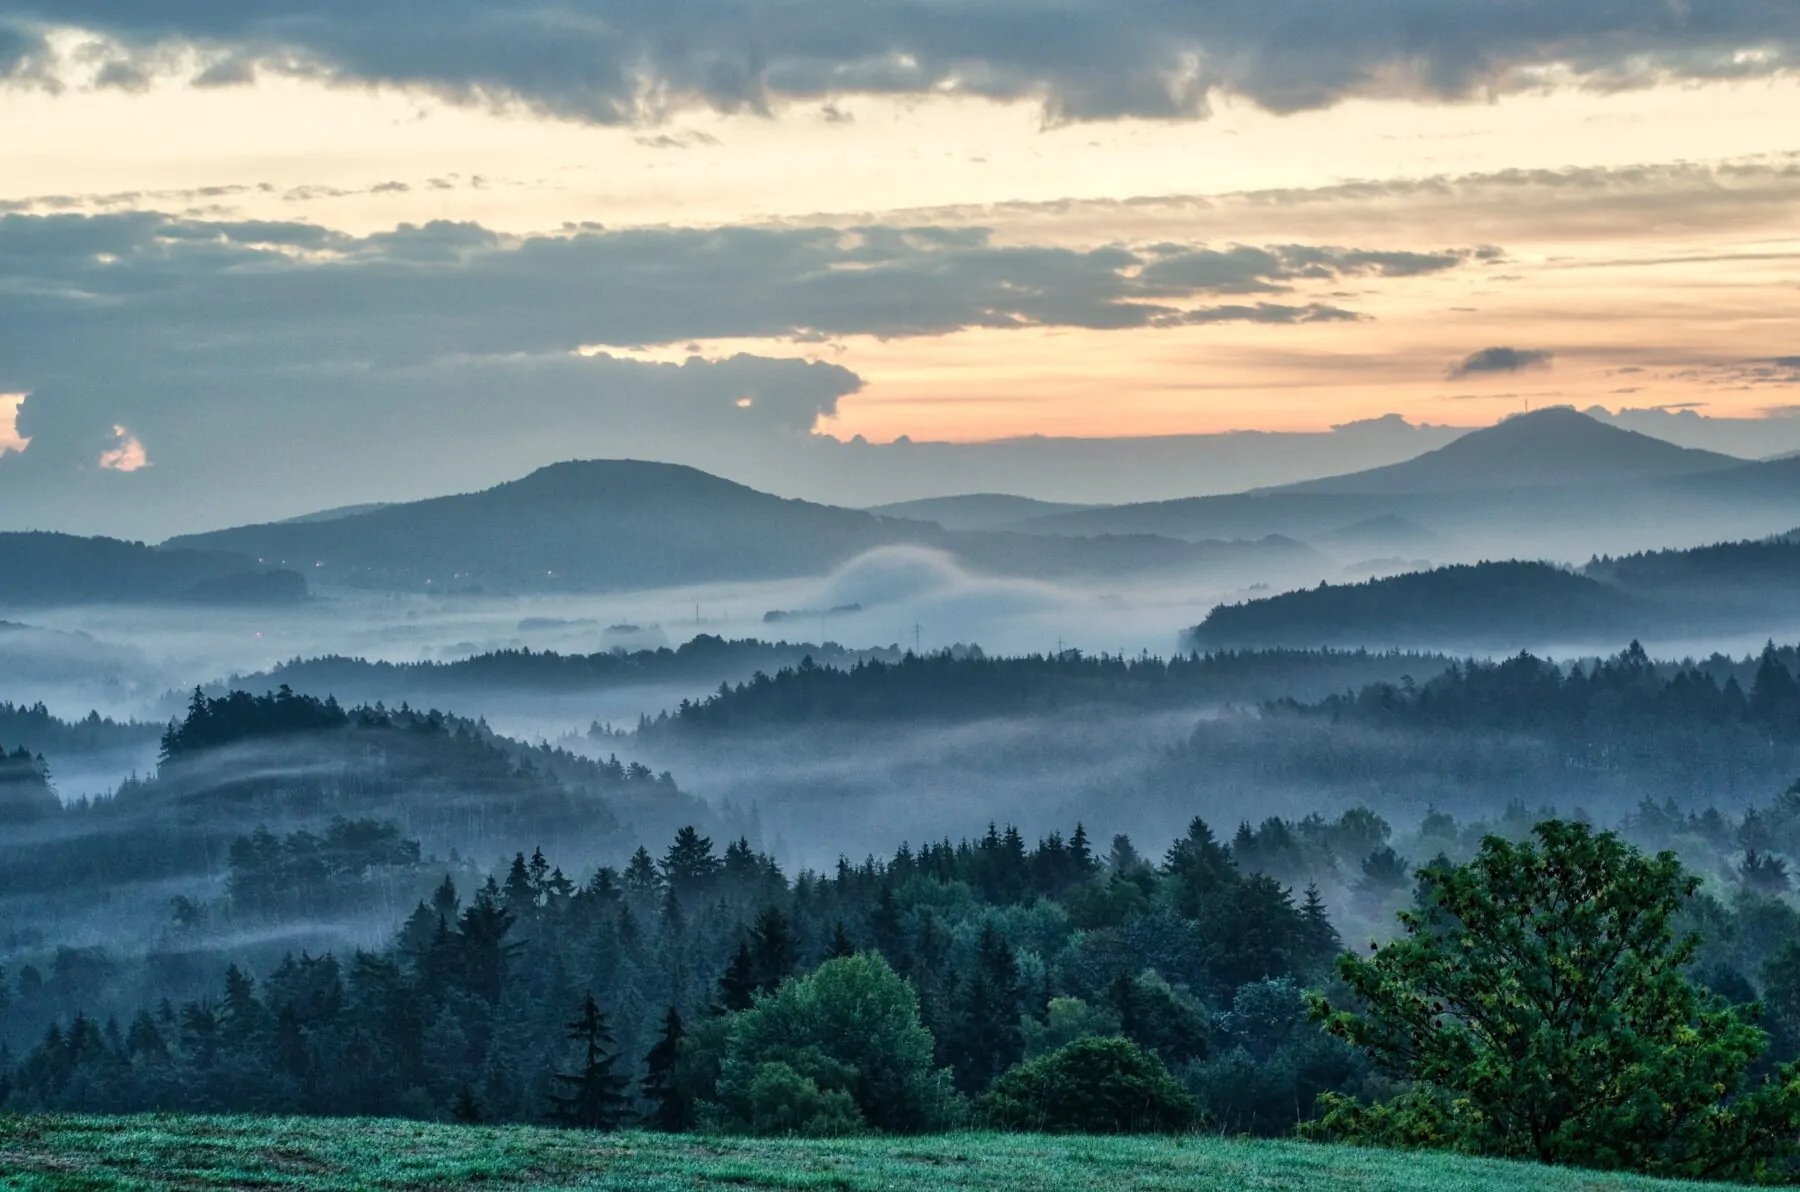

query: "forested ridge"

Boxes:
[0, 688, 700, 919]
[619, 646, 1454, 738]
[219, 636, 905, 706]
[1189, 532, 1800, 649]
[0, 702, 159, 759]
[625, 639, 1800, 739]
[0, 532, 306, 607]
[1191, 561, 1642, 649]
[595, 638, 1800, 811]
[1156, 641, 1800, 806]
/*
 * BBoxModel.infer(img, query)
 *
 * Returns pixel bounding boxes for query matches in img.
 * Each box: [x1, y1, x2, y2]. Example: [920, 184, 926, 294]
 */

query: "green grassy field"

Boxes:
[0, 1115, 1767, 1192]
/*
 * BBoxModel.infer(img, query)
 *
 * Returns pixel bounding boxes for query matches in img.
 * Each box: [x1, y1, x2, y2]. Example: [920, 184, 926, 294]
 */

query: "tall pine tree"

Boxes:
[640, 1004, 689, 1131]
[546, 994, 631, 1130]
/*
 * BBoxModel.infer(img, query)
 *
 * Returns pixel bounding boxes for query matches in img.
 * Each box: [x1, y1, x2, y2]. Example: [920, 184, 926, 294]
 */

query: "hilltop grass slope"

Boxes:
[0, 1115, 1763, 1192]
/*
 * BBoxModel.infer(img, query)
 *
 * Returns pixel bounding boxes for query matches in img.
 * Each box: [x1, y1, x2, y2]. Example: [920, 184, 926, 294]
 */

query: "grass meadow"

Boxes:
[0, 1114, 1766, 1191]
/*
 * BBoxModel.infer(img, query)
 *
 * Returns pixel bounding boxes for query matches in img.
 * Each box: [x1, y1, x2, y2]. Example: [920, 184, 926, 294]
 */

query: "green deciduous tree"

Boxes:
[1308, 820, 1800, 1180]
[710, 953, 961, 1134]
[978, 1035, 1199, 1134]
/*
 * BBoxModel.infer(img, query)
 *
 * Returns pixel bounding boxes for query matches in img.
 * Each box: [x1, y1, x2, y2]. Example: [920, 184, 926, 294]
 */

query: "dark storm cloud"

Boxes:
[1448, 346, 1555, 378]
[5, 1, 1798, 124]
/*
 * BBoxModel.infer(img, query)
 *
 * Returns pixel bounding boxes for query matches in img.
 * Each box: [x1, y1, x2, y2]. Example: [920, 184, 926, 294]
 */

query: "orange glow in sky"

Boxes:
[1, 29, 1797, 445]
[0, 395, 28, 456]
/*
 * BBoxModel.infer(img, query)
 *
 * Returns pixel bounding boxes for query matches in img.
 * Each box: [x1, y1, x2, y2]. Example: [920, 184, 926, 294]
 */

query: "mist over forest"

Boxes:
[17, 407, 1800, 1174]
[16, 8, 1800, 1177]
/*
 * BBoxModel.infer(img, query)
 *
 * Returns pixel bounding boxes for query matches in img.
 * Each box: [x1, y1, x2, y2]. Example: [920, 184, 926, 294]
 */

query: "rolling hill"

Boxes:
[1313, 514, 1440, 553]
[0, 532, 307, 609]
[166, 460, 1319, 593]
[867, 493, 1100, 530]
[1190, 526, 1800, 650]
[1189, 561, 1646, 650]
[1673, 453, 1800, 502]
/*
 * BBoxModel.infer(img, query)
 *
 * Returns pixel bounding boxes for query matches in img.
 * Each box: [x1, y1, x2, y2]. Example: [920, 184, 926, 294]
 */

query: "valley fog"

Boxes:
[14, 412, 1800, 1165]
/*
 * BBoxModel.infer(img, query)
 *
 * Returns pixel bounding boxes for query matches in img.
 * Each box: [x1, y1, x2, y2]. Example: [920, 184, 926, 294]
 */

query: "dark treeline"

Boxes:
[0, 816, 1357, 1132]
[618, 647, 1456, 738]
[1169, 641, 1800, 807]
[0, 747, 56, 821]
[1590, 533, 1800, 594]
[12, 798, 1800, 1151]
[0, 702, 160, 760]
[1068, 641, 1800, 825]
[0, 532, 305, 607]
[1291, 640, 1800, 734]
[209, 635, 906, 710]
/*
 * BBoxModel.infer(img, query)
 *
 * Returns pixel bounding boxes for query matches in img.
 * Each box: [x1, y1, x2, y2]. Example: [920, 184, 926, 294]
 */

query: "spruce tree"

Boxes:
[717, 942, 757, 1012]
[661, 826, 722, 901]
[869, 884, 904, 960]
[660, 886, 686, 934]
[623, 846, 663, 898]
[749, 906, 795, 991]
[828, 920, 856, 959]
[546, 994, 631, 1130]
[641, 1004, 689, 1131]
[1069, 823, 1096, 876]
[952, 923, 1023, 1091]
[502, 852, 536, 911]
[451, 1082, 484, 1124]
[431, 874, 460, 922]
[1299, 882, 1343, 975]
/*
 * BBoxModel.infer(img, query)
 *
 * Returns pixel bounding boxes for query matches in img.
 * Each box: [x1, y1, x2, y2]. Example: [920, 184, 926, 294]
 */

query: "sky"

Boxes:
[1, 3, 1798, 537]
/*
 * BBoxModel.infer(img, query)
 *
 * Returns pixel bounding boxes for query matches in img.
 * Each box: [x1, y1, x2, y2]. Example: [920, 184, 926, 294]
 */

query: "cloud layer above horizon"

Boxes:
[1, 0, 1797, 536]
[0, 210, 1489, 532]
[5, 1, 1798, 123]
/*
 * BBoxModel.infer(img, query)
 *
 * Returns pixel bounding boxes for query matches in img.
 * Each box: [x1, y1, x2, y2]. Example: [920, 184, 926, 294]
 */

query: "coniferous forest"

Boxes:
[16, 665, 1800, 1180]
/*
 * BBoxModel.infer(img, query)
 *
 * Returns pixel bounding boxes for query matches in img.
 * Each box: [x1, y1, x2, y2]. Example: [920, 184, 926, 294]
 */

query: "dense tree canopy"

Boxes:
[1310, 821, 1800, 1180]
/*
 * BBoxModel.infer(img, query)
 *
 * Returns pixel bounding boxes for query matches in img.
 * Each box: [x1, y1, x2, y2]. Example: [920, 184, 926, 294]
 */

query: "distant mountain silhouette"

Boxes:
[1313, 515, 1440, 552]
[1190, 561, 1646, 650]
[1010, 411, 1781, 561]
[0, 532, 306, 609]
[1274, 408, 1741, 495]
[867, 493, 1100, 531]
[1192, 526, 1800, 651]
[276, 501, 393, 524]
[1669, 454, 1800, 502]
[168, 460, 1317, 593]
